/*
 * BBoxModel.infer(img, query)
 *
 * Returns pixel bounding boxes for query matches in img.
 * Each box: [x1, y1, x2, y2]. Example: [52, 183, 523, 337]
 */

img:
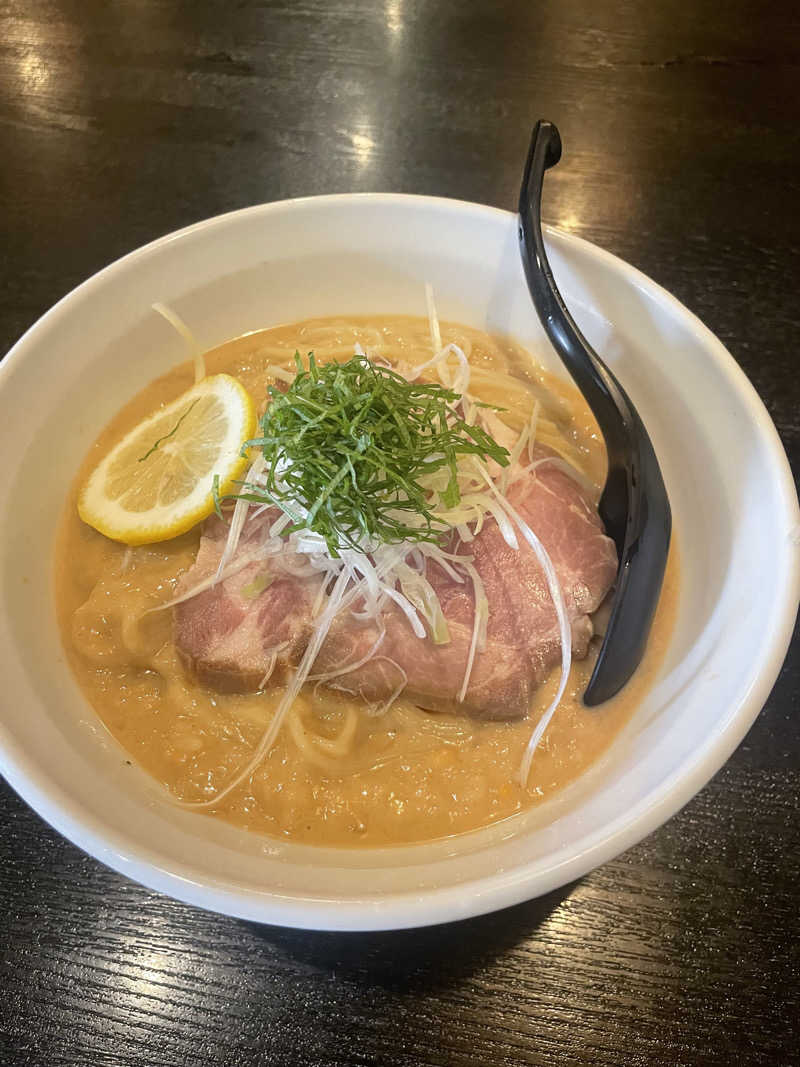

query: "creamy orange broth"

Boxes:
[55, 316, 678, 846]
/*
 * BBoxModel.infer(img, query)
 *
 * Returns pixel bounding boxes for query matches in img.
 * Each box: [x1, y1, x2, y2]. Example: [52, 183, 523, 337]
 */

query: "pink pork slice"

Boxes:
[173, 463, 618, 720]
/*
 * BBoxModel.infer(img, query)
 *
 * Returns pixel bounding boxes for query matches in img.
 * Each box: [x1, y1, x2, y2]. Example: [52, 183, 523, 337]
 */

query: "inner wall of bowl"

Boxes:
[0, 197, 791, 916]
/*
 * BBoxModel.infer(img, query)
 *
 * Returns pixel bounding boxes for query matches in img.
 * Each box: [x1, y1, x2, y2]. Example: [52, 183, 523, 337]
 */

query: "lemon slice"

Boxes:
[79, 374, 257, 544]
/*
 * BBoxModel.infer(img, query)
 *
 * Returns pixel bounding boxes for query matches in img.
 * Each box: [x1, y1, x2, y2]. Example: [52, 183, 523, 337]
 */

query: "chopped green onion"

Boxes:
[211, 474, 223, 519]
[241, 573, 273, 599]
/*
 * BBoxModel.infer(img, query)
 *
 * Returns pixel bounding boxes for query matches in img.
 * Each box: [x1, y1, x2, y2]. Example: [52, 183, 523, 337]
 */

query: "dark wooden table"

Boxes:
[2, 2, 799, 1064]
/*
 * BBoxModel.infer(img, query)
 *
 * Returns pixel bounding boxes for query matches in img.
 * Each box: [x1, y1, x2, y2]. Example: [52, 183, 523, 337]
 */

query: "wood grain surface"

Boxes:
[1, 1, 799, 1064]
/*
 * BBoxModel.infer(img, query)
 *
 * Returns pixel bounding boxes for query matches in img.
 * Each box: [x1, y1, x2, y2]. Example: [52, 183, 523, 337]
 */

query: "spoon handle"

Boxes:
[518, 121, 636, 472]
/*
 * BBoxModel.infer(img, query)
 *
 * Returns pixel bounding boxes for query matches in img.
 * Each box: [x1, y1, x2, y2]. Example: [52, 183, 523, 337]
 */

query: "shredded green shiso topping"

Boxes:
[225, 353, 509, 556]
[137, 397, 201, 463]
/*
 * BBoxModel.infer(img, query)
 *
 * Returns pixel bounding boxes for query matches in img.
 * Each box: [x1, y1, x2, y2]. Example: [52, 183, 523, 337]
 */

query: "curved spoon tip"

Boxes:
[536, 119, 562, 168]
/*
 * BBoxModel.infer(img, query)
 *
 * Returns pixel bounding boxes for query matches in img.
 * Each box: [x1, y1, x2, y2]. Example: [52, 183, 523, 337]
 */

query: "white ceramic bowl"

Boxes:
[1, 194, 798, 930]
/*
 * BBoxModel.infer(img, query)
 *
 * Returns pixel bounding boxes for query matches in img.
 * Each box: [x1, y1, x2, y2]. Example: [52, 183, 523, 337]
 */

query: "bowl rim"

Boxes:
[2, 191, 799, 930]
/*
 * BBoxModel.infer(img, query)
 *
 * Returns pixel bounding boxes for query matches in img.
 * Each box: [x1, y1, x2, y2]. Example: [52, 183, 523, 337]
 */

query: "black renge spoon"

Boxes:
[518, 120, 671, 704]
